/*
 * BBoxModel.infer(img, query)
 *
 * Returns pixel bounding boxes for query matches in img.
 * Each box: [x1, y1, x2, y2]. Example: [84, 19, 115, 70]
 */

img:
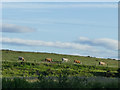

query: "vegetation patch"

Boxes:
[1, 50, 120, 88]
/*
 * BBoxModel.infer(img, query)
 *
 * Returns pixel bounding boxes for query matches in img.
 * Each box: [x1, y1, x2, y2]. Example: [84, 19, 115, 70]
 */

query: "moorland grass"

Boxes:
[2, 76, 119, 88]
[1, 50, 120, 88]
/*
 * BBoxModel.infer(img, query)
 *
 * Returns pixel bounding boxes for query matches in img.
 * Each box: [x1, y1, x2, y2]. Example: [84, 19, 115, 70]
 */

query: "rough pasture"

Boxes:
[1, 50, 120, 89]
[2, 50, 119, 68]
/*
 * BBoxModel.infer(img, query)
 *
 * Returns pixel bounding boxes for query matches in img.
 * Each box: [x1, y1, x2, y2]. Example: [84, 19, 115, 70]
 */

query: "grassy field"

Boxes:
[1, 49, 120, 88]
[2, 49, 119, 68]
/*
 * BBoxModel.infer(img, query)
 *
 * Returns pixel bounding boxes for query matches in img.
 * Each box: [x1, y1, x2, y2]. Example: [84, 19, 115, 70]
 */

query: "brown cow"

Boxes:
[74, 60, 81, 64]
[45, 58, 52, 62]
[99, 62, 105, 65]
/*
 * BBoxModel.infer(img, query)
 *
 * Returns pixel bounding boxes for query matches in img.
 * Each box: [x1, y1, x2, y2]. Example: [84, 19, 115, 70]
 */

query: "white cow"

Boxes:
[62, 58, 69, 62]
[99, 62, 105, 65]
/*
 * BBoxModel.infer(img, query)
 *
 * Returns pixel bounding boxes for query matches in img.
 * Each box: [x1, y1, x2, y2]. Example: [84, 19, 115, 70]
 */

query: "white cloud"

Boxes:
[1, 37, 98, 52]
[76, 37, 118, 50]
[1, 37, 118, 59]
[0, 23, 36, 33]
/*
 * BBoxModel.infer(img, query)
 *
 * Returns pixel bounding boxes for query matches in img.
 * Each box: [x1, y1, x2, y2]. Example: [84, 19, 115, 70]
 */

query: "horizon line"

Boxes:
[1, 49, 118, 60]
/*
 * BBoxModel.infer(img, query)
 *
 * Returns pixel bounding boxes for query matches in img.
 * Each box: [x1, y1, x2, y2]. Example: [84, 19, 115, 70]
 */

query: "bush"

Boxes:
[117, 68, 120, 77]
[2, 76, 119, 88]
[57, 74, 68, 88]
[2, 78, 31, 88]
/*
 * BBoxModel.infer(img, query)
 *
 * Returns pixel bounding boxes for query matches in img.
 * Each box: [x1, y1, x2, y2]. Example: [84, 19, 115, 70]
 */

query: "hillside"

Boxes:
[2, 49, 119, 68]
[1, 50, 120, 88]
[1, 49, 119, 78]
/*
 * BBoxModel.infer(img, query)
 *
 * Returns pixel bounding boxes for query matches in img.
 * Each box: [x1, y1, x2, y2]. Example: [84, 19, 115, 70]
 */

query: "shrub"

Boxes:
[57, 74, 68, 88]
[2, 76, 119, 88]
[117, 68, 120, 77]
[2, 78, 30, 88]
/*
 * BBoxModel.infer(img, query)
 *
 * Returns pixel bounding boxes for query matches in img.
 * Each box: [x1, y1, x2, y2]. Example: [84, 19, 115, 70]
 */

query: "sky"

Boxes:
[0, 2, 118, 59]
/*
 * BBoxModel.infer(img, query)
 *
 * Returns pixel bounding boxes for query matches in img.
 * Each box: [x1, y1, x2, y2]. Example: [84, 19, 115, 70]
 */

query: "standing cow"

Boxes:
[18, 57, 25, 61]
[45, 58, 52, 62]
[99, 62, 105, 65]
[74, 60, 81, 64]
[62, 58, 69, 62]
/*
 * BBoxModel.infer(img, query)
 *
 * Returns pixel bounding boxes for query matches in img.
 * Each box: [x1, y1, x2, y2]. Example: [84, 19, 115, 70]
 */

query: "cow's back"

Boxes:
[74, 60, 80, 63]
[62, 58, 68, 62]
[45, 58, 52, 62]
[99, 62, 105, 65]
[18, 57, 23, 60]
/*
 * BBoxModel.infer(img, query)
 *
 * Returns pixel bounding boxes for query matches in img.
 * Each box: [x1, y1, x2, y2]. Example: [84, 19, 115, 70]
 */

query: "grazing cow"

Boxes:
[74, 60, 81, 64]
[18, 57, 25, 61]
[45, 58, 52, 62]
[62, 58, 69, 62]
[99, 62, 105, 65]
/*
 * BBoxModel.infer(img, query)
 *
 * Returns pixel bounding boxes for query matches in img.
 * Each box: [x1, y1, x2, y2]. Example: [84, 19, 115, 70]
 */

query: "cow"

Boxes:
[74, 60, 81, 64]
[99, 62, 105, 65]
[45, 58, 52, 62]
[18, 57, 25, 61]
[62, 58, 69, 62]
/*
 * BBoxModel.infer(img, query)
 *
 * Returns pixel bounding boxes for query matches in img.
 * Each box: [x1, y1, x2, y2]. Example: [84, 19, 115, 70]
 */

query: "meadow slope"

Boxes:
[1, 50, 120, 88]
[2, 49, 119, 68]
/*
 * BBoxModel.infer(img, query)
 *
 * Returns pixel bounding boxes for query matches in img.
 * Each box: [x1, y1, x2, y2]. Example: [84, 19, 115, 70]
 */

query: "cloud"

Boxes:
[1, 37, 98, 52]
[1, 37, 118, 59]
[0, 23, 36, 33]
[75, 37, 118, 50]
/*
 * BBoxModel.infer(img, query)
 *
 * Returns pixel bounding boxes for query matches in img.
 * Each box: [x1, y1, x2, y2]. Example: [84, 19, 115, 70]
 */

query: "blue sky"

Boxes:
[1, 2, 118, 59]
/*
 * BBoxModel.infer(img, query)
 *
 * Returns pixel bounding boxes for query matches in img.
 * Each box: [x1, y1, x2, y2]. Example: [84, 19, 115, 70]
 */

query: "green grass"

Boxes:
[1, 49, 120, 88]
[2, 50, 119, 77]
[2, 49, 119, 68]
[2, 58, 119, 77]
[2, 76, 119, 88]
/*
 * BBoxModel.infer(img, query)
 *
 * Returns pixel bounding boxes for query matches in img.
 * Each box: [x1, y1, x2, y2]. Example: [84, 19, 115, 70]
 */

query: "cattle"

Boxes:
[99, 62, 105, 65]
[18, 57, 25, 61]
[45, 58, 52, 62]
[62, 58, 69, 62]
[74, 60, 81, 64]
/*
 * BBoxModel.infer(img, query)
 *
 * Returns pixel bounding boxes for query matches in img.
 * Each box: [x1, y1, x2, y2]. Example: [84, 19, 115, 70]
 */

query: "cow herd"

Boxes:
[18, 57, 106, 65]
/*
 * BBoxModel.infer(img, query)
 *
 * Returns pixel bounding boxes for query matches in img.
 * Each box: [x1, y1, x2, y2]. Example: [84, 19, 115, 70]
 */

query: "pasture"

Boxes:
[2, 49, 119, 68]
[1, 49, 120, 88]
